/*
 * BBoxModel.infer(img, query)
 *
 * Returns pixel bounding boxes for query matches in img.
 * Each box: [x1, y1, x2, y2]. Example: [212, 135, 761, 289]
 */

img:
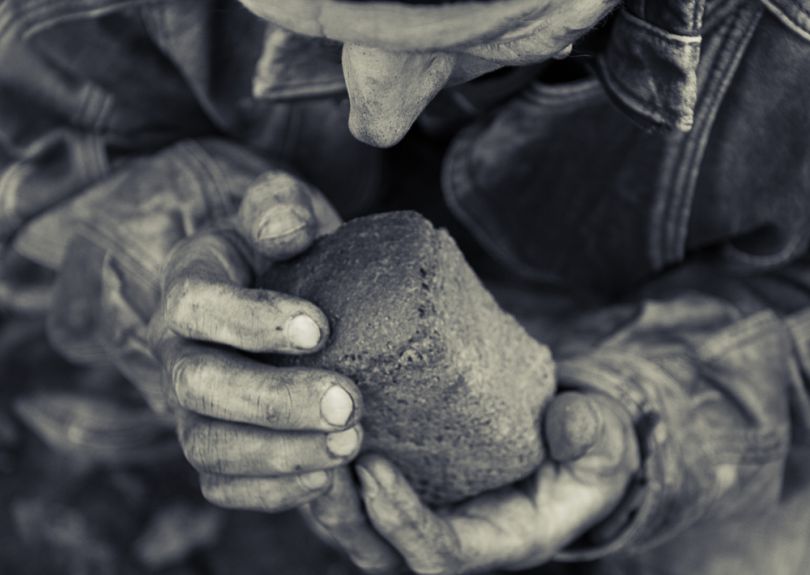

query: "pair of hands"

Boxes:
[149, 171, 641, 574]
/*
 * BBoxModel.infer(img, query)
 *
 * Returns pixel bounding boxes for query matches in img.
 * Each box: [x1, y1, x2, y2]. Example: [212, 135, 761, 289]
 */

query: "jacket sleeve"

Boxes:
[552, 256, 810, 559]
[0, 1, 279, 410]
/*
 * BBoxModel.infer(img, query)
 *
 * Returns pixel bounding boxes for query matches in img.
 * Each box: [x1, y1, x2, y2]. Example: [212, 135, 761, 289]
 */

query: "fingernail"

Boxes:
[285, 314, 321, 349]
[300, 470, 330, 491]
[327, 428, 359, 458]
[355, 465, 379, 498]
[546, 394, 602, 463]
[257, 205, 309, 242]
[321, 385, 354, 427]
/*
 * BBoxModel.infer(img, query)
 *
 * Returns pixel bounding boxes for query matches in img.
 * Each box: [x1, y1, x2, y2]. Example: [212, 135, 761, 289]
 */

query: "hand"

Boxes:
[150, 171, 365, 511]
[334, 392, 639, 574]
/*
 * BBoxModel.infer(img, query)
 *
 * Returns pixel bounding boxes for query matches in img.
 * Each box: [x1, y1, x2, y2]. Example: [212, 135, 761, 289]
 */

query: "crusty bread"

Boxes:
[263, 211, 555, 505]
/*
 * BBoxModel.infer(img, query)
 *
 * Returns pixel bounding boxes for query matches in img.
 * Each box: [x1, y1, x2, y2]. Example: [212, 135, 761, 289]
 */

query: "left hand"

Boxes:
[313, 392, 639, 574]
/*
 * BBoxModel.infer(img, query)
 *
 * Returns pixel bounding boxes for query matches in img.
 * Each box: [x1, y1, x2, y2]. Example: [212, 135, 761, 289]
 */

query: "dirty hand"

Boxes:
[335, 392, 639, 574]
[150, 171, 365, 512]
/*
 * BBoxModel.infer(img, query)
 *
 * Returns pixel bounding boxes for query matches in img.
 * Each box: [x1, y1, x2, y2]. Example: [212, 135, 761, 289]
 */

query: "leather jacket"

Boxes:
[1, 1, 810, 573]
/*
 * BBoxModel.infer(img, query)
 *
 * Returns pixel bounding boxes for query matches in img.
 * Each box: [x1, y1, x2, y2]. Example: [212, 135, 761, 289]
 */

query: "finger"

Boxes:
[356, 455, 461, 575]
[177, 411, 363, 475]
[148, 310, 186, 410]
[200, 471, 332, 513]
[165, 343, 360, 430]
[305, 468, 401, 573]
[161, 230, 328, 353]
[162, 228, 253, 292]
[237, 172, 322, 260]
[546, 393, 639, 479]
[544, 392, 603, 463]
[239, 171, 343, 253]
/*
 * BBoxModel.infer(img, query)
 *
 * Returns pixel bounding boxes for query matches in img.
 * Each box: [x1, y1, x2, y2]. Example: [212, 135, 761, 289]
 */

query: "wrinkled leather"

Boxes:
[2, 1, 810, 574]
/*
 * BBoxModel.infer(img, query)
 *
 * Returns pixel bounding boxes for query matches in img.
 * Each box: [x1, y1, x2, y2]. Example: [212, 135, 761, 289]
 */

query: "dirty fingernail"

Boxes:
[286, 314, 321, 349]
[546, 393, 602, 463]
[321, 385, 354, 427]
[355, 465, 379, 498]
[257, 205, 308, 242]
[327, 428, 359, 458]
[300, 470, 330, 491]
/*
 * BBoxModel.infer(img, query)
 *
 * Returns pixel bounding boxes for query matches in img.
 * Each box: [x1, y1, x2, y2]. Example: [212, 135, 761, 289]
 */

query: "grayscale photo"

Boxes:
[0, 0, 808, 573]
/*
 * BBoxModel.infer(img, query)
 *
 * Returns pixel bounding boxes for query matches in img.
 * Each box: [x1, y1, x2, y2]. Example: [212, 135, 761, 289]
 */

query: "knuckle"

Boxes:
[200, 478, 237, 510]
[310, 504, 349, 530]
[255, 491, 284, 512]
[172, 355, 222, 409]
[199, 478, 223, 505]
[164, 277, 190, 310]
[255, 479, 309, 512]
[180, 421, 218, 472]
[164, 277, 202, 325]
[270, 435, 297, 473]
[171, 357, 197, 406]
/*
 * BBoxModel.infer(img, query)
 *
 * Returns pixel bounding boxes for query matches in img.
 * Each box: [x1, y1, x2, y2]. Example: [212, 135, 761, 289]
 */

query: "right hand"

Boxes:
[149, 171, 365, 511]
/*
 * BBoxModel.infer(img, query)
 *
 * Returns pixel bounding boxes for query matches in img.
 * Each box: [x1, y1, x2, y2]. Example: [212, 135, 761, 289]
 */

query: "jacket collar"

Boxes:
[252, 25, 346, 100]
[597, 0, 706, 131]
[253, 1, 708, 132]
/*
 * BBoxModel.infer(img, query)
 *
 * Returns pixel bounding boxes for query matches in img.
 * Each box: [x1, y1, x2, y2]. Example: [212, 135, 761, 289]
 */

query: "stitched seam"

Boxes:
[698, 311, 781, 359]
[658, 3, 762, 265]
[523, 77, 605, 106]
[651, 5, 751, 266]
[257, 81, 347, 101]
[0, 162, 25, 228]
[621, 9, 703, 44]
[761, 0, 810, 42]
[259, 79, 345, 91]
[71, 85, 94, 128]
[776, 0, 810, 19]
[598, 13, 701, 129]
[94, 91, 115, 131]
[668, 4, 763, 257]
[693, 0, 702, 30]
[19, 0, 159, 37]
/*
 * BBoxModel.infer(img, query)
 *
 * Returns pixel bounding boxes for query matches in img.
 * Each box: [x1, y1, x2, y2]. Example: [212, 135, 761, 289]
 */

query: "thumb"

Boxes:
[237, 171, 342, 261]
[544, 392, 639, 479]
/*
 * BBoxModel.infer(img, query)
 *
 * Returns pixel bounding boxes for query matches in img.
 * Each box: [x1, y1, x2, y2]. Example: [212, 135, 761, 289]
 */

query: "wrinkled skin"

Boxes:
[150, 173, 364, 511]
[150, 1, 640, 572]
[240, 0, 620, 147]
[151, 171, 639, 573]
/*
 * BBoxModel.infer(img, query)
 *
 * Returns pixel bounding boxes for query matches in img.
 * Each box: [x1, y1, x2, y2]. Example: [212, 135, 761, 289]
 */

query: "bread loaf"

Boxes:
[262, 211, 555, 505]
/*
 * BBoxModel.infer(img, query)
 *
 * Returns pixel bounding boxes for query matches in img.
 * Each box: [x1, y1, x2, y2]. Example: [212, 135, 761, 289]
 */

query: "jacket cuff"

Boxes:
[553, 311, 793, 560]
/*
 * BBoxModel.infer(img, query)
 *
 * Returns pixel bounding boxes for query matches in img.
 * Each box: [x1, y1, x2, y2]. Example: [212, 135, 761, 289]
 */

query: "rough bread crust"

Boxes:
[263, 211, 555, 505]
